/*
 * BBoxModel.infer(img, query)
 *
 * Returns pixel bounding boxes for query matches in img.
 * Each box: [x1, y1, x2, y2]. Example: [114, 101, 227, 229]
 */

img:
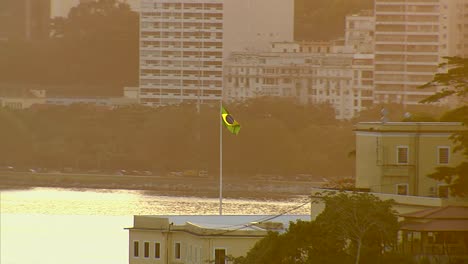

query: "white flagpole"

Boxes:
[219, 100, 223, 215]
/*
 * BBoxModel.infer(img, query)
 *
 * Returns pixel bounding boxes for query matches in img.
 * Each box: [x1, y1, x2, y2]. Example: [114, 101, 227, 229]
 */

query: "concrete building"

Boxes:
[373, 0, 468, 106]
[126, 215, 309, 264]
[139, 0, 224, 106]
[345, 10, 375, 54]
[355, 122, 467, 197]
[139, 0, 294, 107]
[0, 0, 50, 41]
[224, 49, 374, 120]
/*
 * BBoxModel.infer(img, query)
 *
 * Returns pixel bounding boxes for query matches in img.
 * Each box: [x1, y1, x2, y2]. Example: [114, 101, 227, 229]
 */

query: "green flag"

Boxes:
[221, 106, 241, 135]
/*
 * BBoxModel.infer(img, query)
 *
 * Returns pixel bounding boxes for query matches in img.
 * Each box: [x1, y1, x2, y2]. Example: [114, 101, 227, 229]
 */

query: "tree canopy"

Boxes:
[419, 57, 468, 197]
[0, 0, 138, 96]
[234, 192, 407, 264]
[0, 98, 357, 179]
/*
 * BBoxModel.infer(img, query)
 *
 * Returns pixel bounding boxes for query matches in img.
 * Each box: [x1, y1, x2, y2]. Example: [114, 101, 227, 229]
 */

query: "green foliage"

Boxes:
[0, 98, 357, 178]
[419, 57, 468, 197]
[295, 0, 374, 41]
[316, 192, 399, 264]
[0, 0, 138, 95]
[419, 57, 468, 104]
[234, 192, 402, 264]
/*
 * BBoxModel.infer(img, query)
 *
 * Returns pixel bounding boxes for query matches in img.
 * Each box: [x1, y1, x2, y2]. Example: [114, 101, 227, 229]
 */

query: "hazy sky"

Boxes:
[50, 0, 140, 17]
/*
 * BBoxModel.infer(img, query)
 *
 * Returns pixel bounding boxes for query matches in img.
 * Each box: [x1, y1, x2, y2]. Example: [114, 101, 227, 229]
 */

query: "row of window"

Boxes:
[396, 184, 449, 198]
[396, 146, 449, 165]
[133, 241, 226, 264]
[134, 241, 161, 259]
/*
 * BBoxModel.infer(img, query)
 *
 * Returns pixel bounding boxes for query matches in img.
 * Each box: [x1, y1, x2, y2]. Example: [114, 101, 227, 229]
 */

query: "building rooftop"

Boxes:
[127, 215, 310, 236]
[401, 206, 468, 220]
[355, 122, 466, 133]
[400, 206, 468, 231]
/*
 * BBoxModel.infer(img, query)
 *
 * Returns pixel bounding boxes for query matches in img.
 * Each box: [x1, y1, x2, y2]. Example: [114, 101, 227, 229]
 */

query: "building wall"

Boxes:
[345, 11, 375, 54]
[224, 51, 373, 120]
[139, 0, 224, 106]
[129, 228, 262, 264]
[355, 122, 467, 197]
[373, 0, 467, 106]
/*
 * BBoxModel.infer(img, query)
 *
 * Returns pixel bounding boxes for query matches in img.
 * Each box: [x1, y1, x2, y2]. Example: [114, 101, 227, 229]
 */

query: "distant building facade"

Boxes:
[224, 49, 374, 120]
[345, 10, 375, 54]
[373, 0, 468, 106]
[355, 122, 467, 197]
[0, 0, 50, 41]
[138, 0, 294, 107]
[139, 0, 224, 106]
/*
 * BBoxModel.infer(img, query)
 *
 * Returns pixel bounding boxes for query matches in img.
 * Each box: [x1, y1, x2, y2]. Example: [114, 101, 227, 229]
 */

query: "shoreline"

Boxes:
[0, 172, 323, 201]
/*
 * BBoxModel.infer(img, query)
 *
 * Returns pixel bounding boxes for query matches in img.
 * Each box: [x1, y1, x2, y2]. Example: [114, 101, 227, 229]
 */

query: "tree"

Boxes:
[233, 221, 349, 264]
[234, 192, 401, 264]
[419, 57, 468, 197]
[315, 192, 399, 264]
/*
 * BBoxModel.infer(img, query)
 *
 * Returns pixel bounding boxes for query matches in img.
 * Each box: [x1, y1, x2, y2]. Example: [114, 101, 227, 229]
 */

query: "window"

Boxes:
[396, 184, 408, 195]
[397, 146, 409, 164]
[144, 242, 149, 258]
[175, 242, 181, 259]
[154, 242, 161, 259]
[438, 147, 449, 164]
[215, 249, 226, 264]
[438, 185, 449, 198]
[134, 241, 139, 257]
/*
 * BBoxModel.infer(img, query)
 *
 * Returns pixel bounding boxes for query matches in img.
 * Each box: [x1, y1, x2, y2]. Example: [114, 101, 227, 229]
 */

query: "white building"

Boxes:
[373, 0, 468, 106]
[224, 48, 374, 120]
[126, 215, 310, 264]
[138, 0, 294, 106]
[139, 0, 224, 106]
[345, 10, 375, 54]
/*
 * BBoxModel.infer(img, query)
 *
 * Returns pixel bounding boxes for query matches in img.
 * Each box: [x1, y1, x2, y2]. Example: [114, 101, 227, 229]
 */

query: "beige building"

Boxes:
[224, 49, 373, 120]
[345, 10, 375, 54]
[355, 122, 467, 197]
[139, 0, 293, 107]
[373, 0, 468, 106]
[126, 215, 309, 264]
[139, 0, 224, 106]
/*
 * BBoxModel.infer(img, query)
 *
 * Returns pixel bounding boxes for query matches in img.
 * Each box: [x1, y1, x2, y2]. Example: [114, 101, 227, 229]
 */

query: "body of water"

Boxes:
[1, 187, 311, 264]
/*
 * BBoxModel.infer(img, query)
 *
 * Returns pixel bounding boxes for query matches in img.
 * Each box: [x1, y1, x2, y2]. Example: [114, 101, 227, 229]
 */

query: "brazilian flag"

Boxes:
[221, 106, 241, 135]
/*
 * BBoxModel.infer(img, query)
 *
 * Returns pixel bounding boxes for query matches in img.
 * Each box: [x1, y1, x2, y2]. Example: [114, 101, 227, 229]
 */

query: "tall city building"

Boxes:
[140, 0, 224, 106]
[0, 0, 50, 41]
[373, 0, 467, 106]
[139, 0, 294, 106]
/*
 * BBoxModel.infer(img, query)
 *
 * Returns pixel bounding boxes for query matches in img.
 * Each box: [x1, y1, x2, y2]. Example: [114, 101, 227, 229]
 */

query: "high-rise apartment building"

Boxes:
[0, 0, 50, 42]
[374, 0, 467, 106]
[139, 0, 224, 106]
[139, 0, 294, 106]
